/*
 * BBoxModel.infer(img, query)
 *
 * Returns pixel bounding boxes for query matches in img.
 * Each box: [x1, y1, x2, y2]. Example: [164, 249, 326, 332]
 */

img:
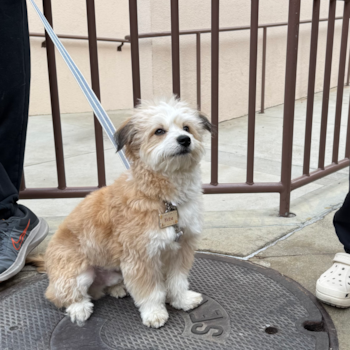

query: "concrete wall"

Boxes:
[28, 0, 347, 121]
[28, 0, 133, 115]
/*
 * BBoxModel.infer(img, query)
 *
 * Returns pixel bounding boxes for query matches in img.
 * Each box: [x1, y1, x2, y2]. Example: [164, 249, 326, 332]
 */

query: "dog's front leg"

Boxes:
[121, 256, 168, 328]
[166, 236, 203, 311]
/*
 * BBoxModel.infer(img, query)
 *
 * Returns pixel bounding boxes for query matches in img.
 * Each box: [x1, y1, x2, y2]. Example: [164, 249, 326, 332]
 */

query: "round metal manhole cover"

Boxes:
[0, 254, 338, 350]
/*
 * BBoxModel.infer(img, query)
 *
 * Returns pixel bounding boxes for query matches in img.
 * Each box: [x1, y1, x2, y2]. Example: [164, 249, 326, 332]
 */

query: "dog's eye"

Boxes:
[155, 129, 166, 136]
[183, 126, 190, 132]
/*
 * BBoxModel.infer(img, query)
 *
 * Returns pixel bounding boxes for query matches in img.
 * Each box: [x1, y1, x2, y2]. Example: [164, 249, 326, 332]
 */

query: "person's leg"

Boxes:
[0, 164, 20, 220]
[333, 179, 350, 254]
[316, 169, 350, 308]
[0, 0, 49, 282]
[0, 0, 31, 218]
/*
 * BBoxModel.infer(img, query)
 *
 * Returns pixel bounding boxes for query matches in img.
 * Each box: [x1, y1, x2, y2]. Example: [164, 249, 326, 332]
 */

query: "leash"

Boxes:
[29, 0, 130, 170]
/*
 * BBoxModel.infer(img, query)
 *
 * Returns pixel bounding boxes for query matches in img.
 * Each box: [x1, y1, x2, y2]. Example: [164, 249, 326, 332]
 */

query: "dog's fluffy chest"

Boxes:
[176, 199, 202, 234]
[147, 198, 202, 257]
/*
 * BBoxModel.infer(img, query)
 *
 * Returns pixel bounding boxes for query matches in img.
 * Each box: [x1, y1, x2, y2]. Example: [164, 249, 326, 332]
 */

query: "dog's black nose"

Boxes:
[177, 135, 191, 147]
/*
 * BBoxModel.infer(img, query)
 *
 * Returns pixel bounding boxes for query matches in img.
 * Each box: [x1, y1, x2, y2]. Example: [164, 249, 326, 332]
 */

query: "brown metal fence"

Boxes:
[22, 0, 350, 217]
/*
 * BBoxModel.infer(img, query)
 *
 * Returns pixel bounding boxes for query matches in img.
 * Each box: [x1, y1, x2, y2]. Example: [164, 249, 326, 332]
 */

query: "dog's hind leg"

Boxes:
[106, 282, 127, 299]
[65, 267, 96, 326]
[89, 268, 125, 300]
[104, 270, 127, 298]
[46, 266, 95, 326]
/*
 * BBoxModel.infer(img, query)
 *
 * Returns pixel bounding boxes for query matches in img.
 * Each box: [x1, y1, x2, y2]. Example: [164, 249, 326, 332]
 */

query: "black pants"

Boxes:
[0, 0, 30, 219]
[334, 185, 350, 254]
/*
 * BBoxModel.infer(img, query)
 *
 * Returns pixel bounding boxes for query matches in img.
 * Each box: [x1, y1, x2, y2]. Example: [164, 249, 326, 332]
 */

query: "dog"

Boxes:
[39, 96, 211, 328]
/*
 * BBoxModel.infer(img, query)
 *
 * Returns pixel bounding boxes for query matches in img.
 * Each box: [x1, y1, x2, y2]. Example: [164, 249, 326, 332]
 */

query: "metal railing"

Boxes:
[125, 15, 346, 113]
[22, 0, 350, 217]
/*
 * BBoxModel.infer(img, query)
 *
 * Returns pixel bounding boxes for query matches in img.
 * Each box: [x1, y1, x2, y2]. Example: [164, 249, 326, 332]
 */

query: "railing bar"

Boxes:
[211, 0, 219, 186]
[303, 0, 321, 176]
[318, 0, 337, 170]
[20, 172, 26, 192]
[346, 94, 350, 158]
[196, 33, 201, 110]
[171, 0, 181, 97]
[19, 187, 100, 199]
[86, 0, 106, 188]
[347, 47, 350, 86]
[20, 183, 285, 198]
[332, 0, 350, 164]
[280, 0, 301, 216]
[129, 0, 141, 106]
[42, 0, 66, 190]
[129, 17, 344, 40]
[260, 27, 267, 114]
[30, 32, 128, 43]
[247, 0, 259, 185]
[292, 158, 349, 190]
[203, 182, 284, 194]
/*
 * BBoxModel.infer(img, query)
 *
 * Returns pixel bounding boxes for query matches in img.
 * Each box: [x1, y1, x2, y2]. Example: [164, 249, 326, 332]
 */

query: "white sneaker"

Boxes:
[316, 253, 350, 308]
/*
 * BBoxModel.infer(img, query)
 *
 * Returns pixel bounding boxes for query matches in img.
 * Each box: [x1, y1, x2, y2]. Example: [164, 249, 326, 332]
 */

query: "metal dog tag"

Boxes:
[159, 210, 179, 229]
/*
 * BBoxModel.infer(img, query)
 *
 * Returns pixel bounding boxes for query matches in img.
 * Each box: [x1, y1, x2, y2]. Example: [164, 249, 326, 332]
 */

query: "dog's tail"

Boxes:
[26, 254, 46, 274]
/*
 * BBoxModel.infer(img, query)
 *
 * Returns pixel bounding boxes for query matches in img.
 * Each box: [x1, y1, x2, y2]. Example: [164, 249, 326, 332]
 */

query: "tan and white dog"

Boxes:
[41, 97, 211, 328]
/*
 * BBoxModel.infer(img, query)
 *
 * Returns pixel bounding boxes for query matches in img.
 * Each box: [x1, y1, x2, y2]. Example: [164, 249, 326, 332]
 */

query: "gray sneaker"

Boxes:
[0, 205, 49, 282]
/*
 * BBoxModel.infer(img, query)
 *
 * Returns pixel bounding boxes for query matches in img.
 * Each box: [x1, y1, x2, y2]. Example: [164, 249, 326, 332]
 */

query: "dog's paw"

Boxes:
[107, 284, 128, 299]
[141, 306, 169, 328]
[171, 290, 203, 311]
[66, 300, 94, 327]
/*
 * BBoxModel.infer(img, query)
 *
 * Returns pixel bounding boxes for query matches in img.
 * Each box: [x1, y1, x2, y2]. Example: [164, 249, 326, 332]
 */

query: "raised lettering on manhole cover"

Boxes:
[180, 295, 230, 342]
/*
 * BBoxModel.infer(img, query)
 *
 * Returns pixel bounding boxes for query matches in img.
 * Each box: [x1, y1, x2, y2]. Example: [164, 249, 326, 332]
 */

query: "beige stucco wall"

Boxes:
[28, 0, 347, 122]
[28, 0, 133, 115]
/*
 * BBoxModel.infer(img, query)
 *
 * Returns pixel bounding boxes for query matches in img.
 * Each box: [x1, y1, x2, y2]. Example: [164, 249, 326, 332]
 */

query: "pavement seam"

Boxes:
[240, 203, 343, 261]
[253, 253, 338, 259]
[198, 203, 343, 261]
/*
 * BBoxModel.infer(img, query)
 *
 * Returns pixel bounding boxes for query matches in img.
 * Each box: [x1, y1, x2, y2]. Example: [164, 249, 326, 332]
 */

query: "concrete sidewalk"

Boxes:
[250, 209, 350, 350]
[2, 87, 349, 348]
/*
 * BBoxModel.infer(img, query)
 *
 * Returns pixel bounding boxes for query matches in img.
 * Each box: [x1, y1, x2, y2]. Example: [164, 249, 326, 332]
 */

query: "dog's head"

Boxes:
[114, 96, 211, 172]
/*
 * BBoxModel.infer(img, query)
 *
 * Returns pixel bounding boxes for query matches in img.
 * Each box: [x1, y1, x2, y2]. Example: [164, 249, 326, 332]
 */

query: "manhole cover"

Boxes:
[0, 254, 338, 350]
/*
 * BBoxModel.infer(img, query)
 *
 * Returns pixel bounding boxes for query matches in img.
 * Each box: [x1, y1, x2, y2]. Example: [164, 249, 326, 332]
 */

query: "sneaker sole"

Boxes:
[0, 218, 49, 282]
[316, 289, 350, 308]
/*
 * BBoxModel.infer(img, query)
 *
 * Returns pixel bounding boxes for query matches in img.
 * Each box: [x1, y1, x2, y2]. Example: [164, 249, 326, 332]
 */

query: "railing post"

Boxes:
[196, 33, 201, 110]
[346, 94, 350, 158]
[171, 0, 181, 97]
[20, 172, 26, 192]
[347, 47, 350, 86]
[211, 0, 219, 186]
[303, 0, 321, 177]
[129, 0, 141, 106]
[42, 0, 66, 190]
[247, 0, 259, 185]
[318, 0, 337, 170]
[280, 0, 301, 217]
[332, 0, 350, 164]
[260, 27, 266, 114]
[86, 0, 106, 188]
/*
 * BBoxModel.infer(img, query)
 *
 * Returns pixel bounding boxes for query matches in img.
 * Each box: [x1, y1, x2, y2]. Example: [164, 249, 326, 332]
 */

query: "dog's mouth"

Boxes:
[173, 148, 191, 156]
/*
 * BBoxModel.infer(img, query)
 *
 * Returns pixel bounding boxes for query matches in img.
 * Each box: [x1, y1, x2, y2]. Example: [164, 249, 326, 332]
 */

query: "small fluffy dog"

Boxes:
[42, 97, 211, 328]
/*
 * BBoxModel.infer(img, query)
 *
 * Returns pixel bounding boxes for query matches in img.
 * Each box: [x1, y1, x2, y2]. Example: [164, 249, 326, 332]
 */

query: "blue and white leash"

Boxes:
[29, 0, 130, 169]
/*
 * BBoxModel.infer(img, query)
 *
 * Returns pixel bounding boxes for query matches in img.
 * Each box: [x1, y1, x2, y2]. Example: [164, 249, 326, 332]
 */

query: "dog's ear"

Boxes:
[114, 119, 136, 152]
[198, 112, 212, 133]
